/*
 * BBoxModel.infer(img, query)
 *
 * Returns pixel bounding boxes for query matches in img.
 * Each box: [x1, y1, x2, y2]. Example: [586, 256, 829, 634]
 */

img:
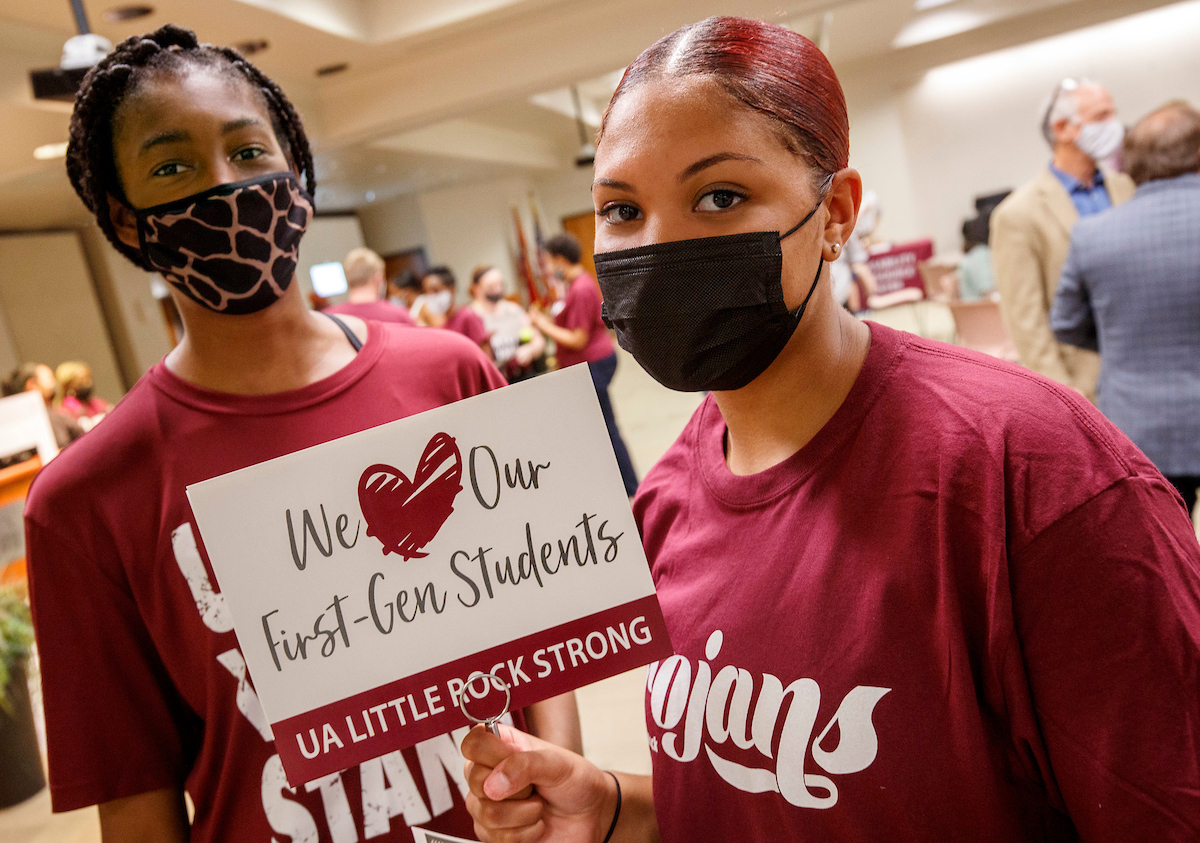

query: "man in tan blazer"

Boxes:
[991, 79, 1135, 401]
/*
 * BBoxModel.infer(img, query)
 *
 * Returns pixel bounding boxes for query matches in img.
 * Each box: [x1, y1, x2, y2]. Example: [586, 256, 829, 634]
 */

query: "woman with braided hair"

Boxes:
[25, 24, 579, 842]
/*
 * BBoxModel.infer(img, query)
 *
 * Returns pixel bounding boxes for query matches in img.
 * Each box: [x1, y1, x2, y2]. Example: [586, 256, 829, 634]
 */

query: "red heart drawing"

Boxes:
[359, 432, 463, 560]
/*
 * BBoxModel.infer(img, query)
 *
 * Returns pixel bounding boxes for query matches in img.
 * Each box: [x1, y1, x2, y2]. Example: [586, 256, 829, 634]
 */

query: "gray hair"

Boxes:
[1040, 78, 1093, 146]
[1124, 102, 1200, 185]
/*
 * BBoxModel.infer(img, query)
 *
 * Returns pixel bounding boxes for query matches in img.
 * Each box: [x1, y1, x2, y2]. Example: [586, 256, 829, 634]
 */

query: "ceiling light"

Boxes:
[235, 40, 269, 56]
[34, 142, 69, 160]
[316, 63, 349, 77]
[102, 5, 154, 22]
[914, 0, 957, 10]
[893, 9, 988, 48]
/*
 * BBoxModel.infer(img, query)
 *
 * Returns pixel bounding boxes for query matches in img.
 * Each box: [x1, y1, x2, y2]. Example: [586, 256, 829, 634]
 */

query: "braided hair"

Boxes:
[66, 24, 316, 269]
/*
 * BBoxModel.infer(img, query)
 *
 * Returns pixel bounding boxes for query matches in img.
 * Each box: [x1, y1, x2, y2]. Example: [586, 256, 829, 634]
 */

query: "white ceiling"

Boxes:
[0, 0, 1181, 226]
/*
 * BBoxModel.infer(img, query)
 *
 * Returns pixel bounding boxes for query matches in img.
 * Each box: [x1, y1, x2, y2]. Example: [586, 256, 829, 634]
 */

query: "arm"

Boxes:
[990, 209, 1074, 385]
[1049, 242, 1098, 351]
[530, 308, 588, 350]
[1011, 477, 1200, 838]
[99, 787, 189, 843]
[523, 691, 583, 754]
[463, 726, 660, 843]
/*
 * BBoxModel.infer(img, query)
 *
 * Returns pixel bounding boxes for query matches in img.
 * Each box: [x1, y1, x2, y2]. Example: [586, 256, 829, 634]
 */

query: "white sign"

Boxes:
[188, 365, 672, 784]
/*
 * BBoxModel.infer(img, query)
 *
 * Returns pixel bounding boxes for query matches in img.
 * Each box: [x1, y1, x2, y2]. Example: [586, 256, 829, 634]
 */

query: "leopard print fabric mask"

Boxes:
[136, 172, 314, 315]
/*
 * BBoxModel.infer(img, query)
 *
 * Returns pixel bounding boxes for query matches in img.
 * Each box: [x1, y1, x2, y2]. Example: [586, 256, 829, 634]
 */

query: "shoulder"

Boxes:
[373, 322, 503, 389]
[26, 377, 164, 525]
[993, 175, 1048, 224]
[885, 330, 1152, 538]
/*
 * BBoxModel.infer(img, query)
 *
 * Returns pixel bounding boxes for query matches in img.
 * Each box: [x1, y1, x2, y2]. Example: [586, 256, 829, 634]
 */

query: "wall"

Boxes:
[841, 0, 1200, 252]
[296, 215, 367, 300]
[79, 225, 173, 387]
[357, 192, 429, 257]
[359, 167, 596, 300]
[0, 231, 124, 401]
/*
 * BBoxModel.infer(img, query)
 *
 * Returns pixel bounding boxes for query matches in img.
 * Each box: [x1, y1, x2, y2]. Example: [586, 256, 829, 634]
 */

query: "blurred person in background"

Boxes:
[829, 200, 878, 312]
[469, 264, 546, 382]
[55, 360, 113, 432]
[1052, 102, 1200, 514]
[389, 268, 423, 309]
[3, 363, 82, 448]
[991, 78, 1135, 401]
[533, 232, 638, 496]
[420, 265, 492, 356]
[958, 215, 996, 301]
[325, 246, 415, 325]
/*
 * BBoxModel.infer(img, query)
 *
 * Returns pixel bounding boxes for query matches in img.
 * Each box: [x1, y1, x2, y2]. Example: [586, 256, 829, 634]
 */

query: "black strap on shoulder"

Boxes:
[322, 312, 363, 353]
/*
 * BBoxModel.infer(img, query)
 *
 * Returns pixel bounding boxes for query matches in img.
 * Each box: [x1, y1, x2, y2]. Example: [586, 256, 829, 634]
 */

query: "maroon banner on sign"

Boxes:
[273, 594, 672, 785]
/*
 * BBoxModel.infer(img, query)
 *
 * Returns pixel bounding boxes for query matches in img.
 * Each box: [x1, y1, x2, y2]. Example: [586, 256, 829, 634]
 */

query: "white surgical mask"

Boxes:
[1074, 117, 1124, 162]
[426, 290, 453, 315]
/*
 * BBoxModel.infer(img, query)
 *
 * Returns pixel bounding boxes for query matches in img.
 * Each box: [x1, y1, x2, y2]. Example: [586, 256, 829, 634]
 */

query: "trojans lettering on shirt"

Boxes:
[172, 521, 484, 841]
[646, 630, 890, 809]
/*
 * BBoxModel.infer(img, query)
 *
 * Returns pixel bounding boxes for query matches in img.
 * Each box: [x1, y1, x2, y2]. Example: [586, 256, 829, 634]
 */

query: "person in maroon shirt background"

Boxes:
[420, 266, 493, 358]
[325, 246, 415, 325]
[24, 24, 578, 843]
[531, 233, 638, 497]
[463, 16, 1200, 843]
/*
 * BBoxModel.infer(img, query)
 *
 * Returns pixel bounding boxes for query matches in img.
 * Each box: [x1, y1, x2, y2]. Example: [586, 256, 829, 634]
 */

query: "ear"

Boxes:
[107, 194, 141, 252]
[1052, 117, 1080, 146]
[823, 169, 863, 261]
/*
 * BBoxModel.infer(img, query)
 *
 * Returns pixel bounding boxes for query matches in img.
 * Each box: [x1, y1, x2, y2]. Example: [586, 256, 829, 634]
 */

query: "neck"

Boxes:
[165, 284, 361, 395]
[713, 293, 870, 476]
[347, 286, 379, 303]
[1053, 143, 1098, 185]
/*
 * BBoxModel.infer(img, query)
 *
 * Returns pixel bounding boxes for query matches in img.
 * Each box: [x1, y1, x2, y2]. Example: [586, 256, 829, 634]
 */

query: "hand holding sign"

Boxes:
[188, 365, 672, 785]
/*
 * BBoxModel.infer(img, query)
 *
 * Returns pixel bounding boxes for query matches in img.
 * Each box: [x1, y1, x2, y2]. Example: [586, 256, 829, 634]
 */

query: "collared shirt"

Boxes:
[1049, 163, 1112, 217]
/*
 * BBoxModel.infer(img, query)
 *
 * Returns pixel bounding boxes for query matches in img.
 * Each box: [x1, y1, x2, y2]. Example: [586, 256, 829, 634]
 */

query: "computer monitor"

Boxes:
[309, 261, 348, 298]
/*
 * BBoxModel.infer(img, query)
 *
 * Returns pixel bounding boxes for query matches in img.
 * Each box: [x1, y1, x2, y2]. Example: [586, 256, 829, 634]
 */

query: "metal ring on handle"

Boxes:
[459, 671, 511, 737]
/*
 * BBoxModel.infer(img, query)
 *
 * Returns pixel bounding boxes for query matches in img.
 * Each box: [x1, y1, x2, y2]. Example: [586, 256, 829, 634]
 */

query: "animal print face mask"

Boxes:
[135, 172, 314, 315]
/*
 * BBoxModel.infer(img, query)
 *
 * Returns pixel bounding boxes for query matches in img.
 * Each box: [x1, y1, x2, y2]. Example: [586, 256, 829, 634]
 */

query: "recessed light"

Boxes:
[102, 5, 154, 22]
[235, 40, 269, 56]
[316, 63, 349, 77]
[914, 0, 956, 10]
[33, 142, 68, 160]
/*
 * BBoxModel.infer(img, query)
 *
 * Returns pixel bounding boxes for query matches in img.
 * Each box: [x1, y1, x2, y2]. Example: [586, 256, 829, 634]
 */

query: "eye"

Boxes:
[695, 189, 746, 212]
[151, 162, 185, 177]
[599, 203, 642, 224]
[233, 147, 266, 162]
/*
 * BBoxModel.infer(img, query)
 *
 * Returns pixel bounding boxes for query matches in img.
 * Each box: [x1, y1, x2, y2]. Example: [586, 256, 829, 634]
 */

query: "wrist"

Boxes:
[597, 770, 621, 843]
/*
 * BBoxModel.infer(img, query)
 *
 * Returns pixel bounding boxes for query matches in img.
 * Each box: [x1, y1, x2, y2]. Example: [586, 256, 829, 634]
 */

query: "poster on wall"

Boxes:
[188, 365, 672, 785]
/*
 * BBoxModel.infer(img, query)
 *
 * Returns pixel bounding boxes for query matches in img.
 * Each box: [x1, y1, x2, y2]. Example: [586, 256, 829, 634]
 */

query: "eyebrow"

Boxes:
[137, 118, 267, 156]
[678, 152, 764, 182]
[592, 177, 635, 193]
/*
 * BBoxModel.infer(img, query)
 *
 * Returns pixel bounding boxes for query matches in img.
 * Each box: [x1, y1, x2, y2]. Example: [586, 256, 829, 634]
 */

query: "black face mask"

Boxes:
[596, 199, 825, 392]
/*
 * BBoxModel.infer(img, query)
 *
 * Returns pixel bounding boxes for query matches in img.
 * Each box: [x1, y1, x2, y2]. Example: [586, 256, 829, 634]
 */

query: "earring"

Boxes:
[830, 243, 841, 255]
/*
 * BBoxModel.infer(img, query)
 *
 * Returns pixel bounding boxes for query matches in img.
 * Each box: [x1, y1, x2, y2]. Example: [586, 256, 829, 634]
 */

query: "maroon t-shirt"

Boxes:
[634, 322, 1200, 841]
[554, 273, 614, 369]
[25, 324, 520, 842]
[325, 299, 415, 325]
[443, 307, 489, 348]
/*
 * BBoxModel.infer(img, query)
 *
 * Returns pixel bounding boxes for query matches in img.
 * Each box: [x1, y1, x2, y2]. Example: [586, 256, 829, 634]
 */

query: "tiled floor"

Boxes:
[0, 347, 702, 842]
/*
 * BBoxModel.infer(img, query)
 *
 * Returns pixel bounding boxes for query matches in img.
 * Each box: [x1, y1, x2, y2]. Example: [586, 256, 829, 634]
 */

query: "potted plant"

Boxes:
[0, 583, 44, 807]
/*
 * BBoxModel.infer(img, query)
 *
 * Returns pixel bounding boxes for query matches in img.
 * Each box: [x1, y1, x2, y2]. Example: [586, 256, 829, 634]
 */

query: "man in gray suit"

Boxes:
[1052, 102, 1200, 512]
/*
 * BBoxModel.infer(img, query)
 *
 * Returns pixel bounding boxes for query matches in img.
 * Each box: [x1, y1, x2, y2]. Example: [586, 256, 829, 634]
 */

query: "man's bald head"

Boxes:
[1124, 102, 1200, 185]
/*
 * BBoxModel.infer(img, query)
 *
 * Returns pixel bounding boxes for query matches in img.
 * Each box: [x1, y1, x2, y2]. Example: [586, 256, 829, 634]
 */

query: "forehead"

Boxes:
[113, 64, 271, 143]
[597, 76, 791, 171]
[1074, 84, 1114, 113]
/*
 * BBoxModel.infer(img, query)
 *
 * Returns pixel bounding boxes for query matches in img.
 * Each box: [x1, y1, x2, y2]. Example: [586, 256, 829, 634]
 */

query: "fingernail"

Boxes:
[485, 771, 510, 799]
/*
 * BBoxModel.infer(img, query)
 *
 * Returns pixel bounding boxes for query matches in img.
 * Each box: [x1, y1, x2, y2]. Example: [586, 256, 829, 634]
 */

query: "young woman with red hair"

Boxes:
[462, 16, 1200, 842]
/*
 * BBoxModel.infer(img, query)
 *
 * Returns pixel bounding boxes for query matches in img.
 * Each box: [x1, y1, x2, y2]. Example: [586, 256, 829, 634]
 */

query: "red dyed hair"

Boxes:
[600, 16, 849, 186]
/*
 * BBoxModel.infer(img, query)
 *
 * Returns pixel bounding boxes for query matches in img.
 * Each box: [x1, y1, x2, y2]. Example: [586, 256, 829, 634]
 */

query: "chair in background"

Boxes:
[917, 260, 960, 303]
[949, 298, 1019, 362]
